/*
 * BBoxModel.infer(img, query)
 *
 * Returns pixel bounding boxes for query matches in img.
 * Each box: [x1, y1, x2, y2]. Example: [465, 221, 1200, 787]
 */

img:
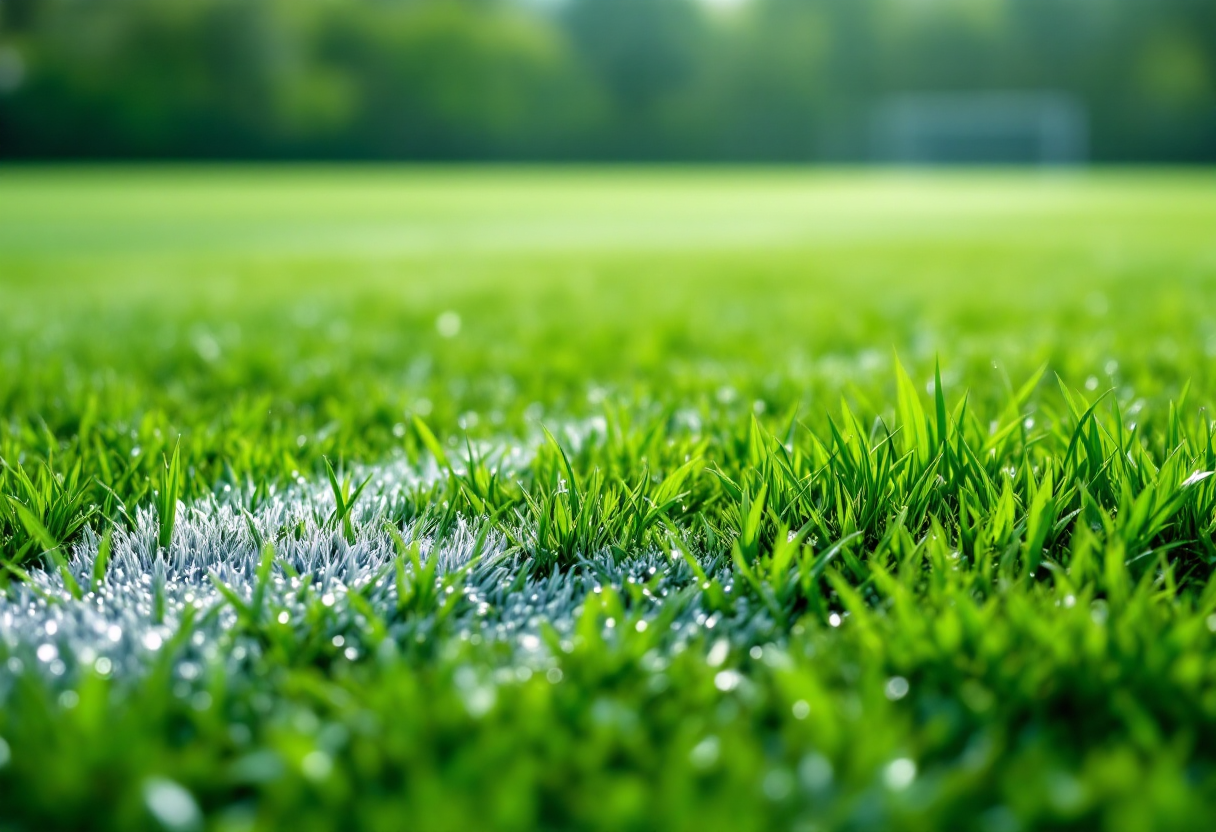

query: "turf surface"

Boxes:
[3, 167, 1216, 831]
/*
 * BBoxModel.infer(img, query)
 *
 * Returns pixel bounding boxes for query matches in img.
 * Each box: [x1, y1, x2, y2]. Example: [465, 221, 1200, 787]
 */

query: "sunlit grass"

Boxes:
[3, 167, 1216, 830]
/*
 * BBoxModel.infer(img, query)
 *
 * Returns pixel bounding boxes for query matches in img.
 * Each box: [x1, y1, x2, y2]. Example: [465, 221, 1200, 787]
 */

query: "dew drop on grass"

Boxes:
[884, 758, 917, 791]
[714, 670, 741, 692]
[689, 736, 720, 769]
[143, 777, 202, 832]
[301, 751, 333, 781]
[885, 676, 910, 700]
[762, 769, 794, 801]
[799, 753, 833, 790]
[36, 643, 57, 663]
[1091, 601, 1109, 626]
[463, 686, 496, 718]
[436, 311, 462, 338]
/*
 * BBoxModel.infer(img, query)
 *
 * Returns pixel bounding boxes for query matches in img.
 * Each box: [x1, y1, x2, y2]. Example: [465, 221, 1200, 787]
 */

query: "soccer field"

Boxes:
[3, 167, 1216, 830]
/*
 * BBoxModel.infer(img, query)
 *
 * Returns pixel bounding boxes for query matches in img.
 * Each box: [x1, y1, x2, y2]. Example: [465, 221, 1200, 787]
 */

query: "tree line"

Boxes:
[1, 0, 1213, 161]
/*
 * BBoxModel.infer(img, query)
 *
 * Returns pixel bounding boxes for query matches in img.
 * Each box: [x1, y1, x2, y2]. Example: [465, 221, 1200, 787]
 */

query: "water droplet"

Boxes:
[689, 736, 720, 769]
[436, 311, 462, 338]
[714, 670, 742, 692]
[884, 758, 917, 790]
[885, 676, 910, 700]
[301, 751, 333, 781]
[463, 686, 496, 717]
[143, 778, 202, 832]
[799, 753, 833, 790]
[762, 768, 794, 801]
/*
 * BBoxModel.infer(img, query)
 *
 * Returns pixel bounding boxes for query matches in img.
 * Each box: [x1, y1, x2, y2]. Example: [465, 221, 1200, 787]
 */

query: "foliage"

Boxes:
[1, 0, 1215, 160]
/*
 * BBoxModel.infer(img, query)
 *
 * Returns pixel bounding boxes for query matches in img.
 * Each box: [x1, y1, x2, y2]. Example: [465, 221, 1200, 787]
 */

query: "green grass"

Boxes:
[3, 167, 1216, 831]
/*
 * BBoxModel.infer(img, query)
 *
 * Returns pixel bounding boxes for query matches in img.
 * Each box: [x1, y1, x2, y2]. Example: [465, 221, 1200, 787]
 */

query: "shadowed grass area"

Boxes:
[3, 167, 1216, 830]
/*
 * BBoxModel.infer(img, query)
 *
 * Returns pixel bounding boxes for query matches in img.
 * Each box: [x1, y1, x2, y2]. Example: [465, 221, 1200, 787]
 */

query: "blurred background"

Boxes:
[0, 0, 1213, 163]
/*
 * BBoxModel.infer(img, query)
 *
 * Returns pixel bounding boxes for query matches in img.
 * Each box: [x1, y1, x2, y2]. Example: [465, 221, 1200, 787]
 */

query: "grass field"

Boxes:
[3, 167, 1216, 831]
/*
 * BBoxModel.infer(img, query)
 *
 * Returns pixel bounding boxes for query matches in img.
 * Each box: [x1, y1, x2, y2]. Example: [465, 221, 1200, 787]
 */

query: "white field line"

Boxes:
[0, 435, 770, 691]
